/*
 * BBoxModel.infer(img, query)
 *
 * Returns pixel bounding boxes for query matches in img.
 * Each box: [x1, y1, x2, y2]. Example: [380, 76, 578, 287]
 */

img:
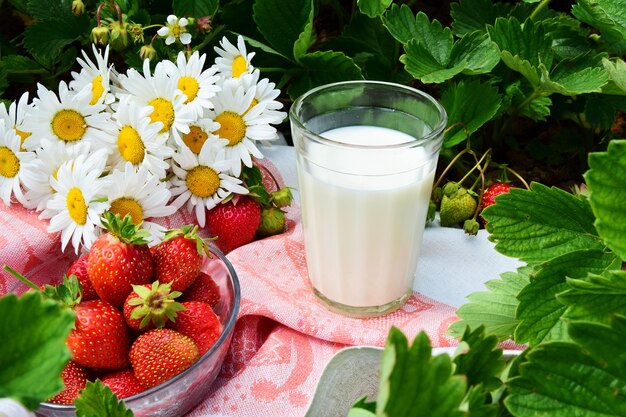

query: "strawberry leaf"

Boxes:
[602, 58, 626, 94]
[540, 52, 609, 95]
[572, 0, 626, 53]
[450, 0, 513, 36]
[506, 318, 626, 416]
[381, 3, 422, 44]
[74, 380, 134, 417]
[448, 266, 531, 340]
[454, 326, 506, 391]
[483, 183, 604, 263]
[357, 0, 392, 18]
[0, 291, 74, 409]
[514, 249, 619, 346]
[585, 140, 626, 260]
[560, 270, 626, 324]
[441, 79, 502, 147]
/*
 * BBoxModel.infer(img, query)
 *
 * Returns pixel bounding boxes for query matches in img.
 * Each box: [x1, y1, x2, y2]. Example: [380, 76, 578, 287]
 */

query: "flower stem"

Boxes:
[530, 0, 551, 20]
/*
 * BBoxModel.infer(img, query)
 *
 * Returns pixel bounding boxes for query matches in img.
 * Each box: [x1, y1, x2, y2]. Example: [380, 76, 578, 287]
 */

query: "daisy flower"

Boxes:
[169, 140, 248, 227]
[240, 69, 286, 124]
[69, 45, 116, 106]
[207, 78, 280, 176]
[181, 115, 220, 155]
[25, 82, 114, 152]
[117, 59, 194, 148]
[0, 120, 38, 207]
[0, 92, 34, 150]
[45, 149, 111, 253]
[23, 141, 94, 213]
[106, 163, 177, 245]
[108, 95, 173, 179]
[157, 14, 192, 45]
[160, 51, 220, 118]
[214, 35, 255, 79]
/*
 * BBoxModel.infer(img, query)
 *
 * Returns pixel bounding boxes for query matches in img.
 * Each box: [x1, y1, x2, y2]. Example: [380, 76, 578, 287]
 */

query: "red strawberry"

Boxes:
[129, 328, 200, 389]
[168, 301, 222, 355]
[151, 225, 208, 292]
[480, 182, 515, 224]
[205, 196, 261, 253]
[67, 299, 130, 369]
[67, 255, 97, 301]
[47, 361, 89, 405]
[100, 369, 145, 399]
[123, 281, 185, 332]
[87, 212, 153, 306]
[179, 272, 220, 307]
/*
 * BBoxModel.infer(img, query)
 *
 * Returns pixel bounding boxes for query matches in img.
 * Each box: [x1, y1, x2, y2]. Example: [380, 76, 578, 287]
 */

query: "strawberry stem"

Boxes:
[3, 265, 40, 291]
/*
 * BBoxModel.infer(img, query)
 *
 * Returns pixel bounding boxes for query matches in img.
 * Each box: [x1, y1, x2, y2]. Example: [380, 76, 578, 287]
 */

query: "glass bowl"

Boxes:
[35, 245, 240, 417]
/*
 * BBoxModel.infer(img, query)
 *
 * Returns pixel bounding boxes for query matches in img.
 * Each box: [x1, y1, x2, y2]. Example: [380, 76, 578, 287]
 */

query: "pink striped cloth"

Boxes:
[0, 159, 462, 417]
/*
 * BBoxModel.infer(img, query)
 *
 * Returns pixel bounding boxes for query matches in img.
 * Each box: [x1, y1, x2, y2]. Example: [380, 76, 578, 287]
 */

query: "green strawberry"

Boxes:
[256, 206, 286, 237]
[439, 182, 477, 227]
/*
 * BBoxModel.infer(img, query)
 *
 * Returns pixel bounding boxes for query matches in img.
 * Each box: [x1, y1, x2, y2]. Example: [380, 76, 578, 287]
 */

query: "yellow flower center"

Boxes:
[66, 187, 87, 225]
[90, 75, 105, 105]
[51, 110, 87, 142]
[172, 25, 181, 36]
[148, 98, 175, 133]
[185, 166, 220, 198]
[232, 55, 248, 78]
[109, 197, 144, 225]
[117, 125, 145, 164]
[0, 146, 19, 178]
[178, 76, 199, 103]
[214, 111, 246, 146]
[182, 125, 208, 154]
[15, 129, 32, 150]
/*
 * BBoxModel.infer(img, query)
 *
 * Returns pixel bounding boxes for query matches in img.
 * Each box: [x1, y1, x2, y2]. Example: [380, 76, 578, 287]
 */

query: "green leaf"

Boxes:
[602, 58, 626, 94]
[401, 39, 465, 83]
[27, 0, 72, 20]
[451, 31, 501, 75]
[506, 340, 626, 417]
[440, 79, 502, 147]
[286, 50, 363, 100]
[253, 0, 313, 61]
[543, 15, 593, 60]
[0, 292, 74, 410]
[483, 183, 604, 263]
[74, 380, 134, 417]
[584, 94, 626, 129]
[455, 326, 506, 391]
[448, 267, 531, 340]
[173, 0, 218, 17]
[573, 0, 626, 52]
[23, 16, 89, 65]
[540, 52, 609, 95]
[377, 329, 466, 417]
[357, 0, 392, 18]
[293, 16, 314, 60]
[514, 249, 618, 346]
[381, 3, 421, 44]
[585, 140, 626, 260]
[488, 17, 553, 87]
[451, 0, 513, 36]
[560, 270, 626, 324]
[1, 55, 46, 75]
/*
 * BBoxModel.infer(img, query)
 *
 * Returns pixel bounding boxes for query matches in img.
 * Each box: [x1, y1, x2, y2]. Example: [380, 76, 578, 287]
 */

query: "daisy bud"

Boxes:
[109, 21, 130, 51]
[71, 0, 85, 16]
[271, 187, 293, 208]
[197, 16, 212, 33]
[128, 23, 144, 43]
[139, 44, 158, 62]
[257, 207, 286, 237]
[91, 26, 110, 46]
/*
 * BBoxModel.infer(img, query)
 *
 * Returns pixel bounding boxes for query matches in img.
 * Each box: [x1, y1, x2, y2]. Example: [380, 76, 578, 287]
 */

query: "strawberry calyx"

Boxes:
[3, 265, 82, 308]
[100, 211, 151, 245]
[127, 281, 186, 329]
[162, 224, 212, 257]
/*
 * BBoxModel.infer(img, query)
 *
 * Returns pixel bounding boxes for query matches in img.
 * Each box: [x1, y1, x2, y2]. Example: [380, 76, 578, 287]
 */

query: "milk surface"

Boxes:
[297, 125, 436, 308]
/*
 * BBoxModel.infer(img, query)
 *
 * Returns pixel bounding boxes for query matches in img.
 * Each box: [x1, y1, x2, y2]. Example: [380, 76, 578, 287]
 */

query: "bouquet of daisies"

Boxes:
[0, 34, 287, 254]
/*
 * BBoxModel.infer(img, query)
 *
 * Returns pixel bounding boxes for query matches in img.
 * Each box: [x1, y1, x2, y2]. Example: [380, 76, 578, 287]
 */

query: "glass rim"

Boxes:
[289, 80, 448, 151]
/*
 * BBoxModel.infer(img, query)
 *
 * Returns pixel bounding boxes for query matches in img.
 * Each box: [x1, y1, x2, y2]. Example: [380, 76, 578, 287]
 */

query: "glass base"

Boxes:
[313, 288, 412, 318]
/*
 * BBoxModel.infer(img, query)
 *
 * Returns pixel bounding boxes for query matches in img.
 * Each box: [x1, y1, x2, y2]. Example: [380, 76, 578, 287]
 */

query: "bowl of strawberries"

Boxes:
[31, 214, 241, 417]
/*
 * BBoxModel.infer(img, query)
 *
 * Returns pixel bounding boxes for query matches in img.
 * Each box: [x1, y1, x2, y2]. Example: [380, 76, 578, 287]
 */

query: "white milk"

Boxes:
[297, 125, 436, 309]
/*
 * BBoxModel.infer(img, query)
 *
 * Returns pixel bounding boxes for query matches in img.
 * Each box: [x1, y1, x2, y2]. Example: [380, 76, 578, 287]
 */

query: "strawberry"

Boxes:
[123, 281, 185, 331]
[481, 182, 515, 211]
[205, 196, 261, 253]
[168, 301, 223, 355]
[67, 299, 130, 369]
[47, 361, 89, 405]
[129, 328, 200, 389]
[256, 207, 286, 237]
[439, 182, 477, 227]
[151, 225, 208, 292]
[179, 272, 220, 307]
[87, 212, 153, 306]
[100, 369, 145, 399]
[66, 255, 97, 301]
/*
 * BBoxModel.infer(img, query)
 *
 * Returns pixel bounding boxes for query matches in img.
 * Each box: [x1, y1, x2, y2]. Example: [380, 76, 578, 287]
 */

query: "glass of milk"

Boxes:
[289, 81, 446, 318]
